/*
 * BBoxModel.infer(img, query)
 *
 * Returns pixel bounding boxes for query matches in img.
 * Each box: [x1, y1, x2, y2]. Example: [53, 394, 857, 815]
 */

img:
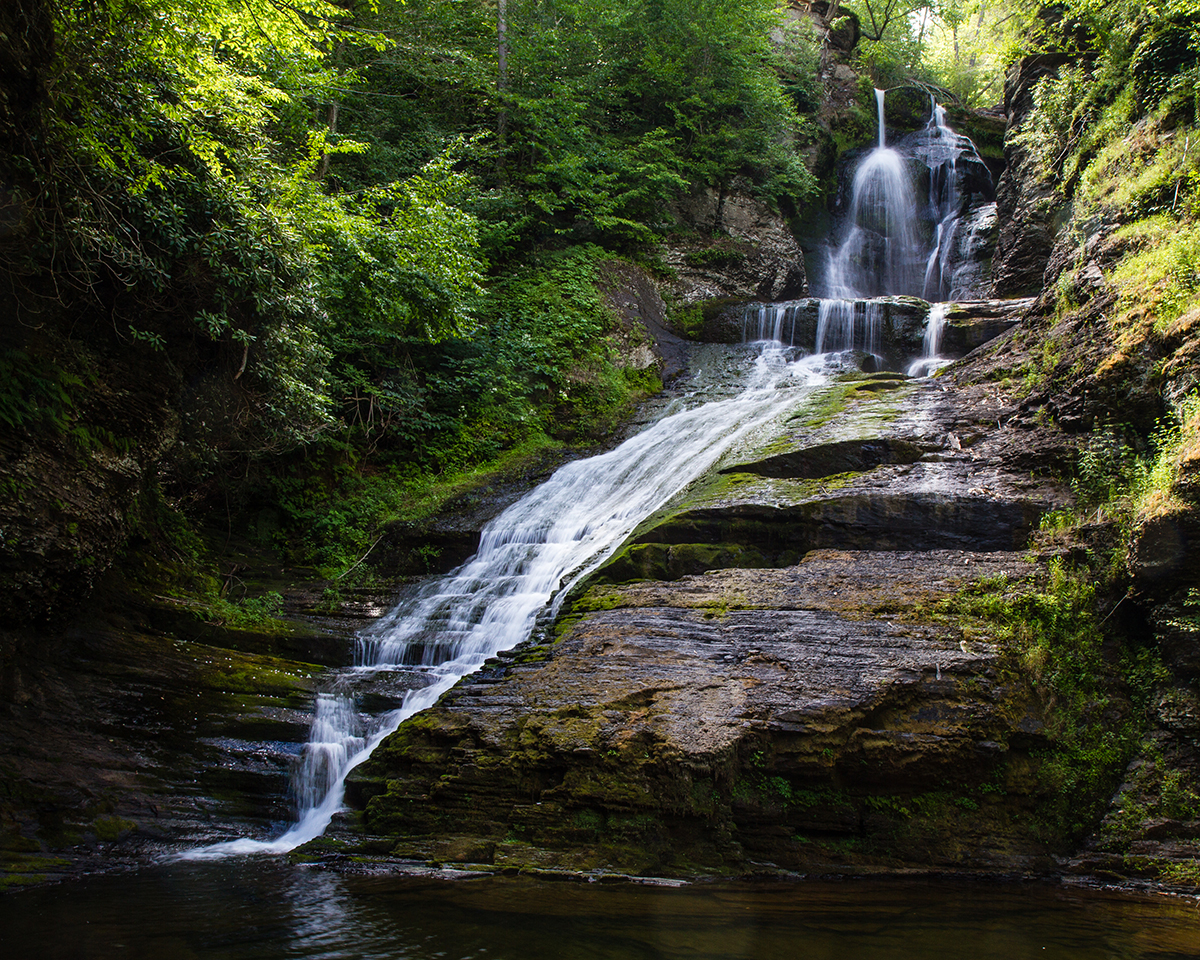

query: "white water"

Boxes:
[818, 90, 997, 372]
[875, 86, 887, 149]
[814, 298, 884, 359]
[740, 301, 804, 346]
[906, 302, 951, 378]
[823, 88, 922, 301]
[824, 155, 921, 299]
[181, 341, 833, 860]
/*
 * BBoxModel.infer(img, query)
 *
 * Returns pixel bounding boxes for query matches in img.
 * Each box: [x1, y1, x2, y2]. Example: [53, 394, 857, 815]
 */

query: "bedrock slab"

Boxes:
[593, 374, 1070, 584]
[345, 550, 1059, 877]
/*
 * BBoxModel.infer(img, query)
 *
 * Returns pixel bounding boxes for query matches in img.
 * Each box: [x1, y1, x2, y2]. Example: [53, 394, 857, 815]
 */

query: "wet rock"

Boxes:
[596, 259, 691, 383]
[595, 374, 1063, 583]
[0, 359, 178, 626]
[948, 203, 1000, 300]
[990, 55, 1075, 297]
[348, 548, 1057, 876]
[346, 367, 1081, 877]
[721, 438, 927, 479]
[940, 298, 1033, 355]
[721, 296, 934, 370]
[664, 190, 808, 312]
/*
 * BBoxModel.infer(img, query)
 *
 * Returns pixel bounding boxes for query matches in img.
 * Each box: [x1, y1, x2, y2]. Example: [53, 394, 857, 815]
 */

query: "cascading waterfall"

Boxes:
[818, 88, 996, 373]
[917, 99, 998, 302]
[741, 301, 802, 345]
[177, 91, 1004, 863]
[823, 90, 922, 302]
[180, 340, 833, 860]
[905, 302, 950, 378]
[814, 298, 884, 358]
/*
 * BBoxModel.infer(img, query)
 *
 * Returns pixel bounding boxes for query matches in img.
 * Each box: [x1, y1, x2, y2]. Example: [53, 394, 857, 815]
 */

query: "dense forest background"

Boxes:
[2, 0, 1198, 609]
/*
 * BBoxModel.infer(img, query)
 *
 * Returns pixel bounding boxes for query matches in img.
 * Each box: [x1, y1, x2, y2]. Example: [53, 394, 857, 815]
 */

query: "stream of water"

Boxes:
[7, 86, 1200, 960]
[182, 88, 1007, 862]
[183, 340, 835, 859]
[817, 88, 997, 370]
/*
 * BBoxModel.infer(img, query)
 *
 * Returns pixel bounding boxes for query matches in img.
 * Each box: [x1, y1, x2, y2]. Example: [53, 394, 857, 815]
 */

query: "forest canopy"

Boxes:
[4, 0, 1197, 573]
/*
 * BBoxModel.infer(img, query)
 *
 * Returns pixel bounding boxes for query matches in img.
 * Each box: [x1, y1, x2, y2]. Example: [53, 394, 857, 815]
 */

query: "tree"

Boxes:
[4, 0, 486, 457]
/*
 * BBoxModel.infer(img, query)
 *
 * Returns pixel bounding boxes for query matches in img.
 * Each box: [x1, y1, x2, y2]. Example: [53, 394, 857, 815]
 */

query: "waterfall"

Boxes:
[741, 302, 802, 345]
[906, 301, 950, 378]
[824, 92, 979, 303]
[823, 141, 922, 299]
[816, 89, 997, 371]
[814, 298, 884, 359]
[180, 340, 833, 860]
[875, 86, 887, 148]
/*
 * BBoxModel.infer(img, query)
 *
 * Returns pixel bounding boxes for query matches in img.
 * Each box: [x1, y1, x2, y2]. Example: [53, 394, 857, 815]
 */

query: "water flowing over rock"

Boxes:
[344, 366, 1079, 876]
[817, 91, 997, 305]
[181, 344, 838, 859]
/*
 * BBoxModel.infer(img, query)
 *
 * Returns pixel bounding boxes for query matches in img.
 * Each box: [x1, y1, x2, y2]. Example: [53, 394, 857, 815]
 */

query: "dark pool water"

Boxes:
[2, 860, 1199, 960]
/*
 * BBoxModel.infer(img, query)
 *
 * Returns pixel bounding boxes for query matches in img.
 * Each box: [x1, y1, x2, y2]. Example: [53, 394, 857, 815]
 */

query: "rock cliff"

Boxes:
[4, 29, 1200, 895]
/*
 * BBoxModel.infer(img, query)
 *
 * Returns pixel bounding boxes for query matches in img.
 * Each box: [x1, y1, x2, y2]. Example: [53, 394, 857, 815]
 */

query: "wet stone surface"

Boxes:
[343, 370, 1077, 878]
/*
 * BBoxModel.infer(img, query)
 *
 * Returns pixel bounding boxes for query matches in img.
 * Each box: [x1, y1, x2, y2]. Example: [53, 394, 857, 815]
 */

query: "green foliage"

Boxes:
[942, 560, 1149, 840]
[206, 590, 286, 630]
[1132, 391, 1200, 519]
[0, 350, 80, 436]
[3, 0, 832, 580]
[479, 0, 816, 255]
[1112, 221, 1200, 330]
[671, 303, 705, 340]
[1011, 0, 1199, 186]
[916, 2, 1046, 107]
[683, 247, 745, 268]
[1071, 423, 1147, 510]
[6, 0, 489, 464]
[849, 0, 928, 89]
[1011, 65, 1094, 181]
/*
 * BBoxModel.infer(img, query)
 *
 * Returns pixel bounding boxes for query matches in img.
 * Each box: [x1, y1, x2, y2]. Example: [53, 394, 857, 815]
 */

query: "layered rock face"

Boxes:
[345, 372, 1091, 876]
[664, 190, 809, 309]
[989, 55, 1074, 298]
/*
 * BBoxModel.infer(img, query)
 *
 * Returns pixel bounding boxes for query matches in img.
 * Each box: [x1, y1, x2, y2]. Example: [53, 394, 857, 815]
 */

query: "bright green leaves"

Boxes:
[316, 146, 485, 344]
[20, 0, 487, 457]
[482, 0, 815, 253]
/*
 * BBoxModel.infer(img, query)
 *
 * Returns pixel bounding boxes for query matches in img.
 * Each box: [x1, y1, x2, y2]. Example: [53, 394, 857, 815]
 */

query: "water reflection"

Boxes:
[2, 861, 1199, 960]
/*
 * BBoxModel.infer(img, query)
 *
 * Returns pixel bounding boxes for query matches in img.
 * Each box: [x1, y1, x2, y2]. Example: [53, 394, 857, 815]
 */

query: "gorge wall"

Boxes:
[337, 52, 1200, 885]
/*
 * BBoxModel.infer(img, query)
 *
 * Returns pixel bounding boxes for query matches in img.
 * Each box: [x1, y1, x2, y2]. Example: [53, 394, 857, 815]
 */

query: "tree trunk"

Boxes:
[313, 38, 345, 184]
[968, 4, 987, 70]
[497, 0, 509, 151]
[315, 100, 339, 182]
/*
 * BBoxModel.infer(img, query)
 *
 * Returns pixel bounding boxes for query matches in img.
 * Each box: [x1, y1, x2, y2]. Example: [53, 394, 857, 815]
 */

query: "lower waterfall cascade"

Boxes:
[181, 341, 836, 858]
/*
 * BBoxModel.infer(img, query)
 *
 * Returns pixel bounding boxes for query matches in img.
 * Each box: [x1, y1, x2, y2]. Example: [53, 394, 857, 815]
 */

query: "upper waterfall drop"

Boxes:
[818, 89, 996, 305]
[809, 88, 999, 370]
[824, 88, 923, 301]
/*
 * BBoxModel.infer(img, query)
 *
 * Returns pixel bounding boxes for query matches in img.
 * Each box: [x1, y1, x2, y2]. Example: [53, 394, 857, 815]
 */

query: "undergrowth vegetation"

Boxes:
[942, 560, 1160, 842]
[0, 0, 815, 580]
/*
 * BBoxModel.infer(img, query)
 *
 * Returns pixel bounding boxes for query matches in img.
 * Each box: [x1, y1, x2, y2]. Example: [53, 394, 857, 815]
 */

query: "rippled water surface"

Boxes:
[3, 861, 1199, 960]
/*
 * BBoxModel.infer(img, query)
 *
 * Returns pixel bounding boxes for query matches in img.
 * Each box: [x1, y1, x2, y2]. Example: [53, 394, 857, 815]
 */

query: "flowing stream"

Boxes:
[183, 340, 834, 859]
